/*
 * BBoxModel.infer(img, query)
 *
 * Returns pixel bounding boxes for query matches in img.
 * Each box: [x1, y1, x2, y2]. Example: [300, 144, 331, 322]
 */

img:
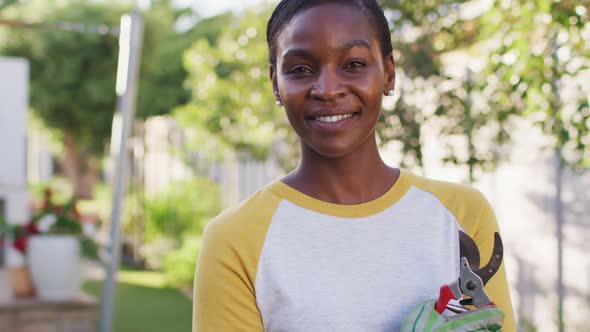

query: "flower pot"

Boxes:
[9, 266, 36, 298]
[28, 235, 81, 300]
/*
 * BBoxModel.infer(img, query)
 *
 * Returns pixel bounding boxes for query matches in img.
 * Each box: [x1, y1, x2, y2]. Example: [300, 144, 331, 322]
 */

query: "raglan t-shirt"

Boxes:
[192, 170, 516, 332]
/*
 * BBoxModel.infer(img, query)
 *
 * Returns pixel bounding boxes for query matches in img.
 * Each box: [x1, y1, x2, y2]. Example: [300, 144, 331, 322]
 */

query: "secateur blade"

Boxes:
[476, 232, 503, 285]
[458, 231, 503, 285]
[459, 231, 480, 270]
[456, 231, 503, 307]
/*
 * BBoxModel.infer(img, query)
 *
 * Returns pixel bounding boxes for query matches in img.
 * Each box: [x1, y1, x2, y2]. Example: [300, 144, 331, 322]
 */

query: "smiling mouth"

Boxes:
[309, 112, 360, 123]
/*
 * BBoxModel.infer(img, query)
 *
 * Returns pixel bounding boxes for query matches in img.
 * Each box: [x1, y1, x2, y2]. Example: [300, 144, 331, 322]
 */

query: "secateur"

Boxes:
[434, 231, 503, 314]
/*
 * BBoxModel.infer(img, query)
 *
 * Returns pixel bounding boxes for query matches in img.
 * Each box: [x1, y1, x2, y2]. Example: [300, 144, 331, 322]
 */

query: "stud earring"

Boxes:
[386, 89, 395, 96]
[275, 100, 282, 106]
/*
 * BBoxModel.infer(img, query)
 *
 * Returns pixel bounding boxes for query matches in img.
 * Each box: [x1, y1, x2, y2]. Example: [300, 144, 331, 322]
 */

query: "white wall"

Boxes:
[27, 127, 54, 184]
[141, 115, 282, 206]
[476, 123, 590, 331]
[0, 57, 30, 225]
[143, 116, 193, 197]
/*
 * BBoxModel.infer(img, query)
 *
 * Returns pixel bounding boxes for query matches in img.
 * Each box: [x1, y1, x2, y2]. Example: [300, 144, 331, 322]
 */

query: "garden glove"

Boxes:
[401, 300, 504, 332]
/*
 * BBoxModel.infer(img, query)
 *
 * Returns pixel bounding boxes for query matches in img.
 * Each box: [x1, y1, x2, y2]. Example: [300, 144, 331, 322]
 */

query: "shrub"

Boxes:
[142, 177, 220, 242]
[140, 237, 177, 270]
[125, 176, 220, 270]
[163, 236, 201, 288]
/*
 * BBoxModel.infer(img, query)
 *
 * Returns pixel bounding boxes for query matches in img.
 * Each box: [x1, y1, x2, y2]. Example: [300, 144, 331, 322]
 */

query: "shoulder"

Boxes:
[194, 186, 281, 331]
[405, 172, 485, 205]
[403, 171, 494, 234]
[202, 184, 283, 250]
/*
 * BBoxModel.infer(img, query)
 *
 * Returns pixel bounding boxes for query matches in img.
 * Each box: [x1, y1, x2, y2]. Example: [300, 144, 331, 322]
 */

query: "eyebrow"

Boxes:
[281, 39, 372, 59]
[336, 40, 372, 52]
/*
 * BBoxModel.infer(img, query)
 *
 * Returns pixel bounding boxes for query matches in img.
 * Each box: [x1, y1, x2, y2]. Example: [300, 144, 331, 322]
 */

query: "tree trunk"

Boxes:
[61, 134, 99, 200]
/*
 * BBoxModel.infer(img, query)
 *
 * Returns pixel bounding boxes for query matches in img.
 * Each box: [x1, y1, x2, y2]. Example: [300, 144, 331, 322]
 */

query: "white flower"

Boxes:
[37, 213, 57, 233]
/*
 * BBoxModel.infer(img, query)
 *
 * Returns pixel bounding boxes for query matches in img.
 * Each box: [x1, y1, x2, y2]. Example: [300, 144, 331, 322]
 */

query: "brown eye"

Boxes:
[345, 60, 367, 71]
[287, 65, 313, 75]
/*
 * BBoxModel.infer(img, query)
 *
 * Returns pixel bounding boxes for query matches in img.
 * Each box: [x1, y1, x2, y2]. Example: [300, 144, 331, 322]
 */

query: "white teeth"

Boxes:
[315, 114, 353, 123]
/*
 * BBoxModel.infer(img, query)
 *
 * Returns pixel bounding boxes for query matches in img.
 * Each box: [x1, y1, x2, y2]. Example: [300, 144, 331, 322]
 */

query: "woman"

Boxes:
[193, 1, 516, 331]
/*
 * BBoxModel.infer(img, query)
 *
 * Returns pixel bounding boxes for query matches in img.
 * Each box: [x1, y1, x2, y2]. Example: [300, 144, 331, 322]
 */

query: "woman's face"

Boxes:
[271, 2, 395, 159]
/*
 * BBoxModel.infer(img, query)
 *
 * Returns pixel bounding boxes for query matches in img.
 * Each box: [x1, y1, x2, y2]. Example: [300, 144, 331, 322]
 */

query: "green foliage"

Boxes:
[139, 237, 177, 270]
[382, 0, 478, 76]
[0, 0, 18, 11]
[0, 0, 193, 157]
[136, 1, 193, 119]
[0, 218, 40, 254]
[1, 0, 123, 155]
[188, 11, 234, 47]
[481, 0, 590, 170]
[373, 1, 489, 169]
[519, 318, 538, 332]
[434, 69, 513, 182]
[176, 6, 286, 162]
[130, 176, 219, 270]
[39, 198, 83, 234]
[0, 0, 198, 197]
[141, 177, 220, 243]
[116, 172, 220, 269]
[162, 236, 200, 288]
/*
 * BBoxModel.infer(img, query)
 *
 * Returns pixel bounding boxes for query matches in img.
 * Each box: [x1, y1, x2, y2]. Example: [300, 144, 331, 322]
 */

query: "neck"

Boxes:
[283, 135, 399, 205]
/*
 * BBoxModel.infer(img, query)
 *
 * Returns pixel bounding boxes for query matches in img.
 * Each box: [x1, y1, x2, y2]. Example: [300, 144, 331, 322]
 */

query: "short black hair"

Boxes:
[266, 0, 393, 67]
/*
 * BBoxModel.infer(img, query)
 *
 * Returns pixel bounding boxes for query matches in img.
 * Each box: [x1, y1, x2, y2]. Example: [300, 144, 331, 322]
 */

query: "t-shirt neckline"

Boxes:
[266, 169, 412, 218]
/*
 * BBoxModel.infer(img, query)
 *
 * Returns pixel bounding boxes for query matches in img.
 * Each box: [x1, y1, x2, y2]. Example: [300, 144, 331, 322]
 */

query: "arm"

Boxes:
[472, 195, 516, 332]
[192, 221, 264, 332]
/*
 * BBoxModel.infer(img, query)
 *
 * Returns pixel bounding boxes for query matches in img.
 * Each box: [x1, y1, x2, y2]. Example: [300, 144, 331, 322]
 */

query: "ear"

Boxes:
[383, 54, 396, 92]
[270, 65, 280, 102]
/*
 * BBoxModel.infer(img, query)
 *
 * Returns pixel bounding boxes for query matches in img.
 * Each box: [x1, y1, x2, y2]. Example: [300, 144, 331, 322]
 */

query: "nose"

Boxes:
[310, 68, 346, 100]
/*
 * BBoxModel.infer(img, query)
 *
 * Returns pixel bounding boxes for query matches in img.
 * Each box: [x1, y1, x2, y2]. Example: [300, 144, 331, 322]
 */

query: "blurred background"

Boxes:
[0, 0, 588, 331]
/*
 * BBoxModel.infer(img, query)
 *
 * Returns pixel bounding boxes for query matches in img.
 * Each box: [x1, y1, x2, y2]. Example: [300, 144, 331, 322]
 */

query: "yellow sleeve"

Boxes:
[470, 195, 516, 332]
[410, 173, 517, 331]
[192, 190, 281, 332]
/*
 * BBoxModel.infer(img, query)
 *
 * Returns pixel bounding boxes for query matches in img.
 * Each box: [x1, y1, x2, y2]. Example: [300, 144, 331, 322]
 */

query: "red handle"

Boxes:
[434, 285, 457, 314]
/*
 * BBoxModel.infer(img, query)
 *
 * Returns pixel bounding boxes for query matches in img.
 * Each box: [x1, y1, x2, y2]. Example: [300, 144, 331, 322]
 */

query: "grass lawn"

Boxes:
[83, 269, 192, 332]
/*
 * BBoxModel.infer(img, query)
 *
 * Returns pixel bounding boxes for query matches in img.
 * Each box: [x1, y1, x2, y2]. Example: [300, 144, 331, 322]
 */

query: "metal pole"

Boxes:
[556, 146, 564, 332]
[465, 67, 475, 184]
[550, 32, 565, 332]
[99, 12, 144, 332]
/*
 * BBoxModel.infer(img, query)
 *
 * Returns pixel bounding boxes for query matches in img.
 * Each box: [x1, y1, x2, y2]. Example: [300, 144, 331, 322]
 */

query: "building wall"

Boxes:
[0, 57, 30, 267]
[0, 57, 29, 225]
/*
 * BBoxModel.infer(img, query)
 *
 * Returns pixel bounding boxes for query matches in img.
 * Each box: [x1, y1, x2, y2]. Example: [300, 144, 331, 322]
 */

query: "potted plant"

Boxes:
[0, 216, 37, 298]
[1, 188, 98, 300]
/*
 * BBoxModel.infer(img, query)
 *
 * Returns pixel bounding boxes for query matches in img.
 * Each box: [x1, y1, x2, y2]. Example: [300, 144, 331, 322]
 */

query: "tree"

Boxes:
[0, 0, 17, 11]
[379, 0, 518, 177]
[0, 0, 194, 198]
[479, 1, 590, 330]
[175, 7, 291, 165]
[481, 0, 590, 169]
[137, 0, 193, 119]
